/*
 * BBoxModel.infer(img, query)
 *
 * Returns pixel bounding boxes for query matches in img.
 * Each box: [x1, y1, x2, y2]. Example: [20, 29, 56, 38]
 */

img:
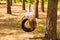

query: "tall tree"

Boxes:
[35, 0, 38, 18]
[41, 0, 44, 12]
[14, 0, 16, 3]
[7, 0, 11, 14]
[22, 0, 25, 10]
[45, 0, 58, 40]
[10, 0, 12, 5]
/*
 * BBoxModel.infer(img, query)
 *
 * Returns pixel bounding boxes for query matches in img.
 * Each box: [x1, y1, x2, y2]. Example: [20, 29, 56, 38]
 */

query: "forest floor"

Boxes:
[0, 3, 60, 40]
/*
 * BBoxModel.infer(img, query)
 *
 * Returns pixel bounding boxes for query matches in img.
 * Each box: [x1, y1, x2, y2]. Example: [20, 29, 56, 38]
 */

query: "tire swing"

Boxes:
[21, 18, 36, 32]
[21, 0, 36, 32]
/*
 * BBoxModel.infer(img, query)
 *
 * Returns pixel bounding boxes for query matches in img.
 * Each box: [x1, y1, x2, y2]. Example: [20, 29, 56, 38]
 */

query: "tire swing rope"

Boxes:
[21, 0, 36, 32]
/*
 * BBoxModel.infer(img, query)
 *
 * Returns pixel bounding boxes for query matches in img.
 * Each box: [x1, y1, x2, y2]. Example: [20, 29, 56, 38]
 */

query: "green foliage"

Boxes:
[58, 0, 60, 1]
[15, 0, 60, 5]
[25, 0, 34, 4]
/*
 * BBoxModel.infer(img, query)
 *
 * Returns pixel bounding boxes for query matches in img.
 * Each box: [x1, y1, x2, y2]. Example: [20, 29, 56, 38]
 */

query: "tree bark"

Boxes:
[45, 0, 58, 40]
[41, 0, 44, 12]
[7, 0, 11, 14]
[14, 0, 16, 3]
[10, 0, 12, 5]
[35, 0, 38, 18]
[22, 0, 25, 10]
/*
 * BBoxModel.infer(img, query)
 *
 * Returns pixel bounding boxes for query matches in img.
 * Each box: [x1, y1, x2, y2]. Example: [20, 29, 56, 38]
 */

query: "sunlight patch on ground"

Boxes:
[58, 11, 60, 15]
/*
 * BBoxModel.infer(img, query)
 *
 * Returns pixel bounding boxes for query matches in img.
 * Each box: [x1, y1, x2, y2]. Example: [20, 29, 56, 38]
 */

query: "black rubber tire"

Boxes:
[21, 18, 35, 32]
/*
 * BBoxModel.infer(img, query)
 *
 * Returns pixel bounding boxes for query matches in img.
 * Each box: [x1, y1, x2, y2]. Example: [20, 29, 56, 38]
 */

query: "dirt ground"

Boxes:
[0, 3, 60, 40]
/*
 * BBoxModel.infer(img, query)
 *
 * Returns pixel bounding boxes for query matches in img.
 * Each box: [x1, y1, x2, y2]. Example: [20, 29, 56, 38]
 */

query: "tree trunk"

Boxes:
[45, 0, 58, 40]
[35, 0, 38, 18]
[7, 0, 11, 14]
[10, 0, 12, 5]
[22, 0, 25, 10]
[14, 0, 16, 3]
[41, 0, 44, 12]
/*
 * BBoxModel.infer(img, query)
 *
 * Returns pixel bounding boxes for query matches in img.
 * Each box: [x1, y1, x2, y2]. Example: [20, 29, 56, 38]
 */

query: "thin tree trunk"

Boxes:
[41, 0, 44, 12]
[35, 0, 38, 18]
[14, 0, 16, 3]
[7, 0, 11, 14]
[45, 0, 58, 40]
[22, 0, 25, 10]
[10, 0, 12, 5]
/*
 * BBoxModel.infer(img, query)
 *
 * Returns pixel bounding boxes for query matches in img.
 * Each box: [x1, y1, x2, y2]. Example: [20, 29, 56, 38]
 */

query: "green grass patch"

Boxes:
[34, 24, 46, 33]
[57, 25, 60, 34]
[16, 21, 21, 28]
[16, 0, 21, 3]
[58, 2, 60, 5]
[16, 20, 60, 34]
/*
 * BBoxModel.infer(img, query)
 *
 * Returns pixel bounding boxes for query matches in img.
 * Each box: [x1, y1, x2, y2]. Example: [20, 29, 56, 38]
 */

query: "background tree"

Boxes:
[45, 0, 58, 40]
[14, 0, 16, 3]
[35, 0, 38, 18]
[10, 0, 12, 5]
[7, 0, 11, 14]
[41, 0, 44, 12]
[22, 0, 25, 10]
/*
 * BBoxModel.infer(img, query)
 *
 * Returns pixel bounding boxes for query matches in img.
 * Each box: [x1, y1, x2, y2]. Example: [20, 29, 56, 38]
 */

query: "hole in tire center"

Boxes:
[24, 20, 31, 28]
